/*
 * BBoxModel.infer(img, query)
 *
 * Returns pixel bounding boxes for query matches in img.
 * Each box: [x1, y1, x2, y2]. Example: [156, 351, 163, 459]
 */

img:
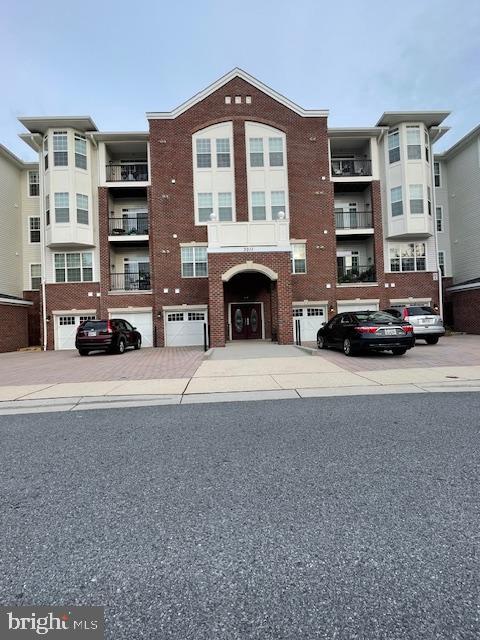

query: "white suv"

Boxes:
[383, 306, 445, 345]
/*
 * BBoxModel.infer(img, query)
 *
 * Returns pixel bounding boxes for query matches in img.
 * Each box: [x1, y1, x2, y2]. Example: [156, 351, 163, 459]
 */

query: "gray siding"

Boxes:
[0, 154, 23, 296]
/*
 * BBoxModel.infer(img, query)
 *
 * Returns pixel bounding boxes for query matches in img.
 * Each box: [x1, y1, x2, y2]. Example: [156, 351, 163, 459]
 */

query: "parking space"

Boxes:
[303, 334, 480, 371]
[0, 347, 205, 386]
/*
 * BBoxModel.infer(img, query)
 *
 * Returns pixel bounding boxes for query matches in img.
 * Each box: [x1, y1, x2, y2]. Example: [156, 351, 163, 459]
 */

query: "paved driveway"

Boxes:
[304, 334, 480, 371]
[0, 347, 204, 385]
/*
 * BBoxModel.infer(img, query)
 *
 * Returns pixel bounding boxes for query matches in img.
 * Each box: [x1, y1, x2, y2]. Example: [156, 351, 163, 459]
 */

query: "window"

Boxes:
[76, 194, 89, 225]
[391, 186, 403, 217]
[216, 138, 230, 168]
[307, 308, 323, 316]
[54, 192, 69, 223]
[196, 139, 211, 168]
[29, 216, 40, 243]
[291, 244, 306, 274]
[54, 252, 93, 282]
[30, 264, 41, 290]
[271, 191, 286, 219]
[424, 130, 430, 163]
[436, 206, 443, 232]
[45, 194, 50, 226]
[292, 308, 303, 317]
[53, 131, 68, 166]
[434, 162, 441, 187]
[59, 316, 76, 325]
[252, 191, 266, 220]
[409, 184, 424, 214]
[218, 192, 233, 221]
[269, 137, 283, 166]
[75, 134, 87, 169]
[438, 251, 445, 277]
[197, 193, 213, 222]
[168, 312, 184, 321]
[388, 128, 400, 163]
[249, 138, 264, 167]
[389, 242, 426, 272]
[28, 171, 39, 196]
[43, 136, 49, 170]
[188, 312, 205, 321]
[181, 246, 208, 278]
[427, 186, 432, 215]
[406, 126, 421, 160]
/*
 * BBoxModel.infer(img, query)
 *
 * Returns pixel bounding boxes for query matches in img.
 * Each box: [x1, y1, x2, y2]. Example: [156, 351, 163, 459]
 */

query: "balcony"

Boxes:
[335, 210, 373, 232]
[110, 272, 151, 292]
[207, 220, 290, 251]
[106, 162, 148, 183]
[108, 215, 149, 243]
[337, 264, 376, 284]
[331, 159, 372, 178]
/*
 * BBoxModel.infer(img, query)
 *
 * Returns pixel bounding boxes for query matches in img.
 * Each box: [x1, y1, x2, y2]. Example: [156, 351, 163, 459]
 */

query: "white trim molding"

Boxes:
[221, 262, 278, 282]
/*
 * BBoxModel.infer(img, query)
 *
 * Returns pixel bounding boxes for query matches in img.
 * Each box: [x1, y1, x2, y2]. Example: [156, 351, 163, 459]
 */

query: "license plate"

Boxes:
[384, 329, 397, 335]
[88, 331, 97, 337]
[420, 319, 433, 324]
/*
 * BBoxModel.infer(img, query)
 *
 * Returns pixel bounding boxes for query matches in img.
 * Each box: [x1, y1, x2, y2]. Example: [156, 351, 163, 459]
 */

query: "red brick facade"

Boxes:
[448, 287, 480, 334]
[0, 302, 30, 353]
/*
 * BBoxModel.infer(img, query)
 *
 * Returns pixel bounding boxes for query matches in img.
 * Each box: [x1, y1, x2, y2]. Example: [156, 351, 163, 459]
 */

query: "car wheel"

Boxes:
[425, 336, 439, 345]
[317, 335, 327, 350]
[117, 339, 126, 354]
[134, 337, 141, 350]
[392, 348, 407, 356]
[78, 349, 89, 356]
[343, 338, 356, 356]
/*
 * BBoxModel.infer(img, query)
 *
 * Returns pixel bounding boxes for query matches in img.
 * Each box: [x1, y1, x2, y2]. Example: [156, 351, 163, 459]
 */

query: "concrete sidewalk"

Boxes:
[1, 344, 480, 414]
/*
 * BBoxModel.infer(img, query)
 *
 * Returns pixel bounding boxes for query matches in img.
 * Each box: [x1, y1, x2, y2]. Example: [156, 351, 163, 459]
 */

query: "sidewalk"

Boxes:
[1, 345, 480, 414]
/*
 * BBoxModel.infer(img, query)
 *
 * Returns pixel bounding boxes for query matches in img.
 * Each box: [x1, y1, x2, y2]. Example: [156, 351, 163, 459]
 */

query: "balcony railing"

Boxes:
[109, 215, 149, 236]
[337, 264, 376, 284]
[331, 159, 372, 177]
[110, 272, 151, 291]
[106, 162, 148, 182]
[335, 211, 373, 230]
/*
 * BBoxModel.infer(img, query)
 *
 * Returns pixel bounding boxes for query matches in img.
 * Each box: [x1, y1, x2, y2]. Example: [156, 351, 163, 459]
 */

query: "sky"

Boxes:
[2, 0, 480, 161]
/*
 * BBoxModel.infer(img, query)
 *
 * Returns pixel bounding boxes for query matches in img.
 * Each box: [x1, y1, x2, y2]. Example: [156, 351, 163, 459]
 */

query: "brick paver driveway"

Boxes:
[304, 334, 480, 371]
[0, 347, 204, 386]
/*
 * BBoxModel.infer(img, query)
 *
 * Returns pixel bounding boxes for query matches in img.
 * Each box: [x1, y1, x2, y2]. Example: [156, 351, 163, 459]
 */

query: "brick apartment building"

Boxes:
[1, 69, 455, 352]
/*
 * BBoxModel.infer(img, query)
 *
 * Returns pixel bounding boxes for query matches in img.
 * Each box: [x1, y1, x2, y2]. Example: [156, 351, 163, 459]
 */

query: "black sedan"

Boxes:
[317, 311, 415, 356]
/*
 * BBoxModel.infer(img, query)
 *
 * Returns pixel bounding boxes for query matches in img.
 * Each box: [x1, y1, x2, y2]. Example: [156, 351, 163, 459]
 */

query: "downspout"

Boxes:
[429, 131, 443, 318]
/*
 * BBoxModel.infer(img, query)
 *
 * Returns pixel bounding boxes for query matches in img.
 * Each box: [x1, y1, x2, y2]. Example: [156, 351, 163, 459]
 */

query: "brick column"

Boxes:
[208, 275, 226, 347]
[233, 119, 249, 222]
[371, 180, 385, 286]
[276, 269, 293, 345]
[98, 187, 111, 318]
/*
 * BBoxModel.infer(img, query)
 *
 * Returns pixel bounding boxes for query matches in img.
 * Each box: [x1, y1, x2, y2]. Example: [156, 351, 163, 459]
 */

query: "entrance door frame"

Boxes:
[227, 301, 265, 341]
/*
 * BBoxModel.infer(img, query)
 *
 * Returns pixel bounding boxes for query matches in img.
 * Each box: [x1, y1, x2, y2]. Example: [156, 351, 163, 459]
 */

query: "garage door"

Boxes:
[293, 306, 327, 342]
[110, 311, 153, 347]
[165, 310, 207, 347]
[337, 301, 379, 314]
[55, 314, 96, 350]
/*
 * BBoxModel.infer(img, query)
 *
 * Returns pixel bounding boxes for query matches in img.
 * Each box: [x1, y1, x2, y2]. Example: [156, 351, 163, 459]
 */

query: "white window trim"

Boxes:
[436, 205, 444, 232]
[181, 245, 208, 278]
[248, 190, 288, 222]
[52, 130, 69, 169]
[434, 161, 442, 187]
[53, 251, 94, 283]
[28, 215, 41, 244]
[291, 242, 307, 274]
[438, 250, 446, 277]
[194, 191, 236, 225]
[74, 133, 87, 171]
[388, 242, 427, 273]
[29, 263, 42, 290]
[27, 170, 40, 198]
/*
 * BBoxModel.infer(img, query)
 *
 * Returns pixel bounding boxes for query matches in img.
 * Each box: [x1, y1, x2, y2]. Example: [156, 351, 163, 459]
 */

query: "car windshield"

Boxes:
[406, 306, 437, 316]
[82, 321, 107, 330]
[354, 311, 400, 323]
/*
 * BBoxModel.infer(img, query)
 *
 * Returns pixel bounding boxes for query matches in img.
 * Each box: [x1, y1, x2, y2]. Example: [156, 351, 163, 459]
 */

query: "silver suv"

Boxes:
[383, 306, 445, 344]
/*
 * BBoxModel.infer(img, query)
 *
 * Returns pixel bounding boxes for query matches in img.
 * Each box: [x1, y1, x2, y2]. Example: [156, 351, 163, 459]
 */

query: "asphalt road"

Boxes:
[0, 394, 479, 639]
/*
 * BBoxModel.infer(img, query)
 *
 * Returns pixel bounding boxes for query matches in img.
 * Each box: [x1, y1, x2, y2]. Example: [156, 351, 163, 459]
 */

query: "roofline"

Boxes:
[18, 115, 98, 134]
[434, 123, 480, 160]
[376, 111, 451, 127]
[328, 127, 387, 137]
[147, 67, 329, 120]
[89, 131, 149, 140]
[0, 142, 38, 169]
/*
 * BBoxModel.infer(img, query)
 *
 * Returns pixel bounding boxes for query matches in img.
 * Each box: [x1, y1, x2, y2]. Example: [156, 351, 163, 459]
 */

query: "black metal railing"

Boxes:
[331, 159, 372, 177]
[337, 264, 376, 284]
[106, 162, 148, 182]
[110, 272, 151, 291]
[109, 215, 149, 236]
[335, 211, 373, 230]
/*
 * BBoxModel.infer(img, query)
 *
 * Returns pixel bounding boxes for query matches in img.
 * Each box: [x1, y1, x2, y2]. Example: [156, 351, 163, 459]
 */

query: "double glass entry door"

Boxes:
[230, 304, 262, 340]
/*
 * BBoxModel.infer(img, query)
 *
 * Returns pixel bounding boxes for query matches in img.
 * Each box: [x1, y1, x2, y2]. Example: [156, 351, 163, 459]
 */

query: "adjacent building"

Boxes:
[1, 69, 452, 351]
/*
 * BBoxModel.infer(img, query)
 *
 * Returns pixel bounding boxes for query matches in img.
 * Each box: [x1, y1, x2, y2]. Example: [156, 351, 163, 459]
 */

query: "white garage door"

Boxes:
[110, 311, 153, 347]
[55, 314, 96, 350]
[293, 307, 327, 342]
[165, 310, 207, 347]
[337, 301, 379, 314]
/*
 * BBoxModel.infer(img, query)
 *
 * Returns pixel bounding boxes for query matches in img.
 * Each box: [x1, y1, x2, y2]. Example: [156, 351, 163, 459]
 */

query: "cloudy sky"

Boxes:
[2, 0, 479, 160]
